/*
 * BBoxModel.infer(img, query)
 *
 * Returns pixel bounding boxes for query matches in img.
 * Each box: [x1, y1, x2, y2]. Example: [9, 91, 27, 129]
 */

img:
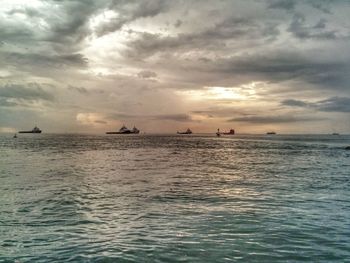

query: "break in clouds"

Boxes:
[0, 0, 350, 133]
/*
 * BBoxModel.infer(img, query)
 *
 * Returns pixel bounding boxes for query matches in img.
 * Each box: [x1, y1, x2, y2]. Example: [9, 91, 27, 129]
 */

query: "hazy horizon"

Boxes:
[1, 0, 350, 134]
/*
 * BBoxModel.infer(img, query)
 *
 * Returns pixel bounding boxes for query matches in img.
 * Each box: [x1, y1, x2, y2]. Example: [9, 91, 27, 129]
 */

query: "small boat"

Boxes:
[332, 133, 340, 136]
[13, 133, 17, 138]
[216, 128, 221, 137]
[266, 131, 276, 135]
[177, 128, 192, 134]
[106, 125, 140, 134]
[19, 126, 42, 133]
[345, 146, 350, 150]
[223, 129, 235, 135]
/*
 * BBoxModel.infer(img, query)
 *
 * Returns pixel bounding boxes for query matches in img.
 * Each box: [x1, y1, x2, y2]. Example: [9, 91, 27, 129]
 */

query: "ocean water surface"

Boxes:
[0, 134, 350, 262]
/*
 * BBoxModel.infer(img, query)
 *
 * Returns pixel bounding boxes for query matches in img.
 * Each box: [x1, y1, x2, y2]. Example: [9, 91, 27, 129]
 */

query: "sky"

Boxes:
[0, 0, 350, 134]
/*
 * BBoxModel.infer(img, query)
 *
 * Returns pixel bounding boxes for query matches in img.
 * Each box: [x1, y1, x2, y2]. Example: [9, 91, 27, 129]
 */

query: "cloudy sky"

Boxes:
[1, 0, 350, 134]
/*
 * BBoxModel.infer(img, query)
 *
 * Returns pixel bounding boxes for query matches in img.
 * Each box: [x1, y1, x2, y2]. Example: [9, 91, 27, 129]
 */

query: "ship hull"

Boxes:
[19, 131, 42, 133]
[106, 131, 139, 134]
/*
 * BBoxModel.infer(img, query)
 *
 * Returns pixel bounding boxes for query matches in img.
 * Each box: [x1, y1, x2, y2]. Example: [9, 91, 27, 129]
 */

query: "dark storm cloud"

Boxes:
[0, 83, 54, 101]
[282, 97, 350, 113]
[268, 0, 296, 11]
[288, 13, 337, 40]
[43, 0, 103, 50]
[125, 17, 280, 59]
[268, 0, 332, 14]
[310, 1, 332, 14]
[229, 115, 324, 124]
[95, 0, 169, 36]
[172, 51, 349, 90]
[1, 52, 88, 70]
[317, 97, 350, 112]
[282, 99, 309, 107]
[6, 6, 42, 17]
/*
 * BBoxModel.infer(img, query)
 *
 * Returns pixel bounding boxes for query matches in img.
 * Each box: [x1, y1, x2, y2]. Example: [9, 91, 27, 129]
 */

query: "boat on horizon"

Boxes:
[223, 129, 235, 135]
[216, 128, 221, 137]
[177, 128, 192, 134]
[266, 131, 276, 135]
[332, 133, 340, 136]
[19, 126, 42, 134]
[106, 125, 140, 134]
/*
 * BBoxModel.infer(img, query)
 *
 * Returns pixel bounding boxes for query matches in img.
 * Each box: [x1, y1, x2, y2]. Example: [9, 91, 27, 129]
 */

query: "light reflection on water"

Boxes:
[0, 134, 350, 262]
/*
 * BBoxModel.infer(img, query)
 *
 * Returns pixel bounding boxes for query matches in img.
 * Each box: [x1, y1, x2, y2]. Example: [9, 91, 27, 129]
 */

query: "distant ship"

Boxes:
[266, 131, 276, 135]
[216, 128, 221, 137]
[177, 128, 192, 134]
[19, 126, 42, 133]
[332, 133, 340, 136]
[223, 129, 235, 135]
[106, 125, 140, 134]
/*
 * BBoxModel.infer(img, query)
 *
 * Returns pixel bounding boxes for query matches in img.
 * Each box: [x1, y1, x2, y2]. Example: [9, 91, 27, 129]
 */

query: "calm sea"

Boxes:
[1, 134, 350, 262]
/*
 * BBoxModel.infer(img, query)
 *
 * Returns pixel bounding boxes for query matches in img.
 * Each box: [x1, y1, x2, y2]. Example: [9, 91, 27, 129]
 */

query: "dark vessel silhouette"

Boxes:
[177, 128, 192, 134]
[106, 125, 140, 134]
[19, 126, 42, 133]
[223, 129, 235, 135]
[216, 128, 221, 137]
[266, 131, 276, 135]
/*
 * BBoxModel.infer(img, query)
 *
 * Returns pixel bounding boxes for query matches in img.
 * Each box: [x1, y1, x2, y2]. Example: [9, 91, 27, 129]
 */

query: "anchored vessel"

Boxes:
[223, 129, 235, 135]
[106, 125, 140, 134]
[266, 131, 276, 135]
[177, 128, 192, 134]
[19, 126, 42, 133]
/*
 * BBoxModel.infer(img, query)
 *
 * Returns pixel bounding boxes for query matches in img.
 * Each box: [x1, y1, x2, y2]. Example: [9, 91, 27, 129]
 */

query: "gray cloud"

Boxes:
[137, 70, 157, 79]
[44, 0, 103, 51]
[125, 17, 280, 60]
[152, 114, 194, 122]
[310, 1, 332, 14]
[268, 0, 296, 11]
[282, 97, 350, 112]
[281, 99, 310, 107]
[0, 0, 349, 133]
[288, 13, 337, 40]
[317, 97, 350, 112]
[95, 0, 169, 36]
[68, 85, 89, 94]
[1, 52, 88, 71]
[0, 83, 54, 101]
[0, 97, 18, 107]
[229, 115, 324, 123]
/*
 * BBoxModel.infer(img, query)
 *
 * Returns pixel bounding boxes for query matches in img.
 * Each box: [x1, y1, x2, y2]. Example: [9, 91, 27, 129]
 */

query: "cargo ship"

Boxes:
[266, 131, 276, 135]
[106, 125, 140, 134]
[177, 128, 192, 134]
[223, 129, 235, 135]
[19, 126, 42, 133]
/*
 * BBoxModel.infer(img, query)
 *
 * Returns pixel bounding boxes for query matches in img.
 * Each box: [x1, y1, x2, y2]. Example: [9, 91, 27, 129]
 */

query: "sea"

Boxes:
[0, 134, 349, 263]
